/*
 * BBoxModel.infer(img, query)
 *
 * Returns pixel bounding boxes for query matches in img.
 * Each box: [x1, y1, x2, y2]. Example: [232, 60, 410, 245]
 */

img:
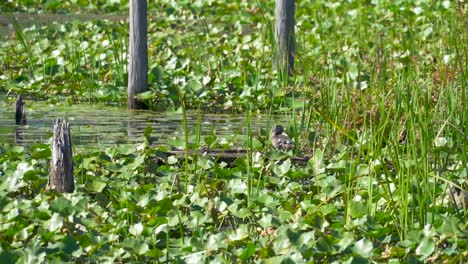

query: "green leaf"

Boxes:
[0, 247, 15, 264]
[353, 238, 373, 258]
[51, 197, 72, 215]
[75, 233, 94, 249]
[415, 237, 434, 259]
[143, 126, 153, 138]
[230, 207, 252, 218]
[129, 222, 144, 236]
[187, 79, 202, 92]
[113, 144, 136, 155]
[348, 64, 359, 80]
[228, 225, 249, 242]
[316, 235, 335, 253]
[434, 137, 447, 147]
[135, 90, 155, 100]
[273, 159, 291, 176]
[183, 252, 205, 263]
[30, 147, 51, 159]
[438, 215, 461, 234]
[85, 180, 107, 193]
[169, 137, 185, 149]
[337, 232, 355, 252]
[308, 148, 325, 174]
[123, 237, 149, 255]
[149, 65, 164, 82]
[356, 164, 369, 176]
[227, 179, 247, 194]
[266, 150, 289, 161]
[60, 235, 80, 255]
[350, 200, 367, 218]
[206, 233, 227, 251]
[326, 160, 347, 170]
[257, 214, 273, 229]
[167, 155, 178, 165]
[47, 213, 63, 232]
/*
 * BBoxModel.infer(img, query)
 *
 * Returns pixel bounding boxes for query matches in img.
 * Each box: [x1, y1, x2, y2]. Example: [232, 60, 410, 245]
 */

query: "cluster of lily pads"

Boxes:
[0, 0, 467, 263]
[0, 0, 463, 111]
[0, 128, 466, 262]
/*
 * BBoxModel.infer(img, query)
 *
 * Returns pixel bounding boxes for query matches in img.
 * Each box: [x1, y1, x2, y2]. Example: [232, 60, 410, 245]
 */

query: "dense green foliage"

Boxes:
[0, 0, 466, 263]
[1, 135, 465, 263]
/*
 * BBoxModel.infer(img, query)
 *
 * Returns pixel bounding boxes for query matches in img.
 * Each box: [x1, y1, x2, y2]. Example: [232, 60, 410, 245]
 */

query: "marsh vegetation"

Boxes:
[0, 0, 466, 263]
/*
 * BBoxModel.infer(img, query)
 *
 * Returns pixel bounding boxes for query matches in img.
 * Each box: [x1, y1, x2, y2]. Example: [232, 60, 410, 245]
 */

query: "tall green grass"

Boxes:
[271, 0, 467, 239]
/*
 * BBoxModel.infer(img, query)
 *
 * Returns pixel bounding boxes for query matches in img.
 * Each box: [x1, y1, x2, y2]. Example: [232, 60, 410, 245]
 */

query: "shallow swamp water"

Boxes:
[0, 97, 288, 151]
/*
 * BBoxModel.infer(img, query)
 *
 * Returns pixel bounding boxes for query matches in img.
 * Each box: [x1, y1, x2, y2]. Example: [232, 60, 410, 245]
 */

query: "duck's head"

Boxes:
[271, 125, 284, 136]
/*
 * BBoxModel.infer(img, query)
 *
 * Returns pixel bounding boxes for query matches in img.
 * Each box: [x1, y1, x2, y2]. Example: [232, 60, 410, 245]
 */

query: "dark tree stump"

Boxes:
[15, 95, 26, 125]
[49, 118, 74, 193]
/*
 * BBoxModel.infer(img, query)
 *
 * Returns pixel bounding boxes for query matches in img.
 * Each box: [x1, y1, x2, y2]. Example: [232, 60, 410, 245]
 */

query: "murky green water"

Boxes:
[0, 13, 126, 35]
[0, 97, 286, 150]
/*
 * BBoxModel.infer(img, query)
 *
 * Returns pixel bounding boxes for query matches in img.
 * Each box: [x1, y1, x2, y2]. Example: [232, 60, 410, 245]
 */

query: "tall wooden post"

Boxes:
[49, 118, 74, 193]
[275, 0, 295, 77]
[15, 95, 26, 125]
[127, 0, 148, 109]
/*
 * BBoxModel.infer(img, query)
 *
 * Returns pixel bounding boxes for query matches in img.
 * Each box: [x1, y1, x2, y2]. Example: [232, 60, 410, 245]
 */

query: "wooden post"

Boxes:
[49, 118, 74, 193]
[274, 0, 295, 76]
[15, 95, 26, 125]
[127, 0, 148, 109]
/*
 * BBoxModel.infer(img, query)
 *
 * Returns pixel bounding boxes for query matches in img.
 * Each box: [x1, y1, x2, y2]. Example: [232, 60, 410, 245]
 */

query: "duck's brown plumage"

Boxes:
[271, 125, 295, 150]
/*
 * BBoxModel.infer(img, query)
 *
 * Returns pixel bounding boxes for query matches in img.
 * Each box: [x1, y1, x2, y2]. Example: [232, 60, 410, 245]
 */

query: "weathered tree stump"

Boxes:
[274, 0, 295, 76]
[49, 118, 74, 193]
[15, 95, 26, 125]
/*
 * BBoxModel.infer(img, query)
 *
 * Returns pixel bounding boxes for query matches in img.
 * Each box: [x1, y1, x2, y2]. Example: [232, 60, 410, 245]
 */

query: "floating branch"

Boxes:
[49, 118, 74, 193]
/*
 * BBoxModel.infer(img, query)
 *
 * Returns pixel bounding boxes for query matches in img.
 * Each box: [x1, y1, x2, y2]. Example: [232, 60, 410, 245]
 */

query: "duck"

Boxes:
[270, 125, 295, 150]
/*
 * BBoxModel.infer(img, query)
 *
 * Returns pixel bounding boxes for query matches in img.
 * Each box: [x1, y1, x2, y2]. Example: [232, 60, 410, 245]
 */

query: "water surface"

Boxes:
[0, 98, 287, 151]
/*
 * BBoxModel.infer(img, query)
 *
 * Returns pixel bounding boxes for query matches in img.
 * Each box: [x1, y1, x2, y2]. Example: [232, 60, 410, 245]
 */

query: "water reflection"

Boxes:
[15, 126, 25, 146]
[0, 99, 290, 150]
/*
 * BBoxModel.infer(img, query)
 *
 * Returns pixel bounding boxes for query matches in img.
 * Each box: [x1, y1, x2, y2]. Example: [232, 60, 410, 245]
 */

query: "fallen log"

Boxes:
[163, 148, 311, 166]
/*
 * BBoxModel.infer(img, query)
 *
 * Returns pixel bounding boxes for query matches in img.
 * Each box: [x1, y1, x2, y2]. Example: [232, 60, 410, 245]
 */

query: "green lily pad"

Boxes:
[353, 238, 373, 258]
[273, 159, 291, 176]
[129, 222, 144, 236]
[85, 180, 107, 193]
[415, 237, 435, 259]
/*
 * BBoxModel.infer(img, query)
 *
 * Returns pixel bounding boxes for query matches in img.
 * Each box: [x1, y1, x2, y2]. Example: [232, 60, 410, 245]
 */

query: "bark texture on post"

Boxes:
[275, 0, 295, 76]
[15, 95, 26, 125]
[49, 118, 74, 193]
[127, 0, 148, 109]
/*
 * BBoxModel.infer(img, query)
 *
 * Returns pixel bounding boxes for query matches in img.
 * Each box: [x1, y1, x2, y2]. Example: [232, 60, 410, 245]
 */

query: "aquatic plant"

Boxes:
[0, 0, 466, 262]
